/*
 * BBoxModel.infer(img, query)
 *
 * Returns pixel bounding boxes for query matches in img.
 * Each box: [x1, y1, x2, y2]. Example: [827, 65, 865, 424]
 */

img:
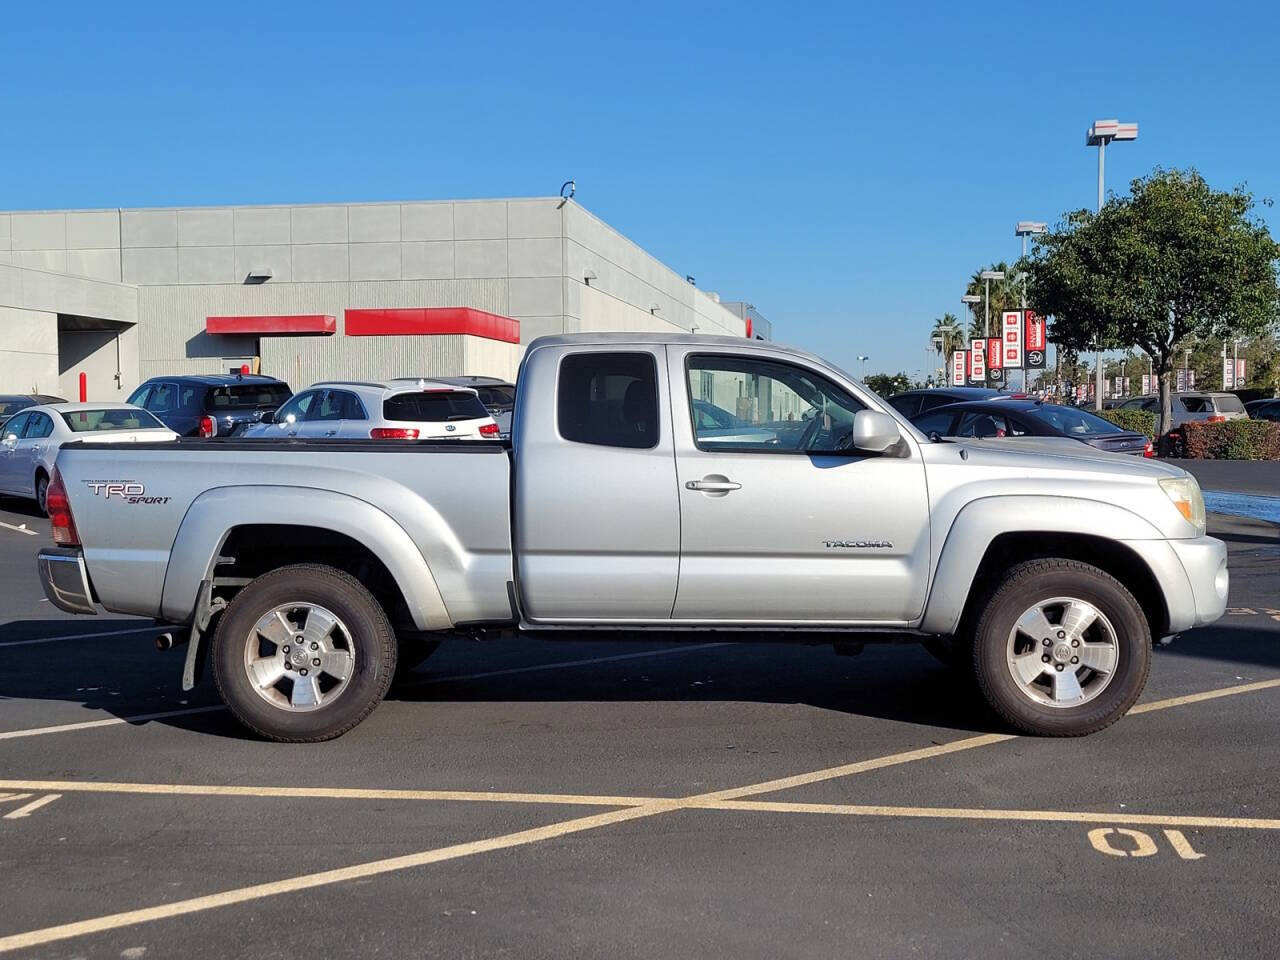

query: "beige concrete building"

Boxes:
[0, 197, 769, 399]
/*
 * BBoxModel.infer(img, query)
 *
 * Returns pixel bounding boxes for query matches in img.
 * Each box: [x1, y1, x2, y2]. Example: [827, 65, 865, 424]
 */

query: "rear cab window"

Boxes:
[557, 352, 659, 449]
[384, 391, 490, 422]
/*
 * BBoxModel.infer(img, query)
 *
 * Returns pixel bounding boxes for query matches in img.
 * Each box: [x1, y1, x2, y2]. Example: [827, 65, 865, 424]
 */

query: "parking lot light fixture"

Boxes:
[1087, 119, 1138, 410]
[979, 271, 1005, 338]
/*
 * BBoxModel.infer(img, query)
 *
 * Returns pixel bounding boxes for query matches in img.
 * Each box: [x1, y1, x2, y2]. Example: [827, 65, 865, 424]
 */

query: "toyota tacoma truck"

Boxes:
[37, 333, 1229, 742]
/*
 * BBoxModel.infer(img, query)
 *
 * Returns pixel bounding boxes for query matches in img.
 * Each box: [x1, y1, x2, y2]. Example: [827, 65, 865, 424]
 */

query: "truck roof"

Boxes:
[527, 332, 825, 368]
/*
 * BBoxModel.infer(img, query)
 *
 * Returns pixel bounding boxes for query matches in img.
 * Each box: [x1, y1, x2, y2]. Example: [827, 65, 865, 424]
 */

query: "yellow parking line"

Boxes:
[0, 706, 225, 741]
[693, 799, 1280, 831]
[1129, 677, 1280, 714]
[0, 676, 1276, 952]
[0, 779, 657, 808]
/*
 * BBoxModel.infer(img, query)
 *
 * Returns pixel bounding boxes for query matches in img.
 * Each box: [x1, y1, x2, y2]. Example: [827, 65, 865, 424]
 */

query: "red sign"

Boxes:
[952, 351, 967, 386]
[987, 337, 1003, 369]
[1025, 310, 1046, 351]
[969, 339, 986, 381]
[1002, 310, 1024, 368]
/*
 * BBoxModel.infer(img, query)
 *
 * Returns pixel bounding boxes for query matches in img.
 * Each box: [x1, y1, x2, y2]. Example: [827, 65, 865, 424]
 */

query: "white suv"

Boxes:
[239, 379, 499, 440]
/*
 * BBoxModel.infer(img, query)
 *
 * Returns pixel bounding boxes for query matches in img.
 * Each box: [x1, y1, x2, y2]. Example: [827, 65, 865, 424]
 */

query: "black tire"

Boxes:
[392, 638, 442, 686]
[34, 471, 49, 517]
[212, 564, 397, 742]
[972, 559, 1151, 737]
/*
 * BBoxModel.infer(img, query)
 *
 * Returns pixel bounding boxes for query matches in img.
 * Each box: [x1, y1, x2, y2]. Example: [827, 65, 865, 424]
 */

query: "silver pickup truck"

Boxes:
[37, 333, 1228, 742]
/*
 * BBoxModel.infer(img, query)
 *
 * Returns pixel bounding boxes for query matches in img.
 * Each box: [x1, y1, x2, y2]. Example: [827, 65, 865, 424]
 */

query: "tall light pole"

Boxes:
[857, 354, 870, 378]
[979, 270, 1004, 338]
[1086, 119, 1138, 409]
[961, 295, 981, 336]
[1015, 221, 1046, 391]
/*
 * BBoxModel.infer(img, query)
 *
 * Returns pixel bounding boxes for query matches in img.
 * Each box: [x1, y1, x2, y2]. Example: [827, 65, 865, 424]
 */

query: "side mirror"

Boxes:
[256, 410, 274, 423]
[852, 410, 900, 453]
[3, 433, 16, 444]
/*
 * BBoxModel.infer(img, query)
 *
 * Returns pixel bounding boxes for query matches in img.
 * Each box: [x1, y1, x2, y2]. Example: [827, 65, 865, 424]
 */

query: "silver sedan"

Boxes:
[0, 403, 176, 513]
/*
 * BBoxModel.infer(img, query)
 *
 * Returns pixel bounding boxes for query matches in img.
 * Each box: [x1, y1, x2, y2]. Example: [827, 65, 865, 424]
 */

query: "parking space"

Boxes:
[1, 505, 1278, 958]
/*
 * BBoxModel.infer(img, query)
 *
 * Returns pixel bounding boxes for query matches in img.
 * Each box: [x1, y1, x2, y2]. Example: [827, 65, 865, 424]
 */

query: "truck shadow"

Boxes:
[1, 620, 1276, 741]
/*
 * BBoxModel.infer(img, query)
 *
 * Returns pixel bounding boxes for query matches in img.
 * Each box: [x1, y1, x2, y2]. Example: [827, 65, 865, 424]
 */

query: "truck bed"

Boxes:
[55, 438, 515, 627]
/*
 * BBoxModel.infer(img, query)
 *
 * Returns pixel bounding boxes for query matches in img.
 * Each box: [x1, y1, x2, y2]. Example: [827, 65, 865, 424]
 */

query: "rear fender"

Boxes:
[160, 486, 451, 630]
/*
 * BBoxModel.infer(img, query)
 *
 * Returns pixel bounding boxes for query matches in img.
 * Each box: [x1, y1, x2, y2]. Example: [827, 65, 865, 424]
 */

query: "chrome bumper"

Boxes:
[36, 547, 97, 615]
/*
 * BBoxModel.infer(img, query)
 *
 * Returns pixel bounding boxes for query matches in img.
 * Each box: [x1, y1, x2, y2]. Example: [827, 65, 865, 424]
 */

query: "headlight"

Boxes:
[1158, 476, 1206, 535]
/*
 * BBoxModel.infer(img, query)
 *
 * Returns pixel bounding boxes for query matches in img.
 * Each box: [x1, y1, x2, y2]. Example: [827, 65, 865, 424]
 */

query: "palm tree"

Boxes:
[965, 261, 1021, 338]
[930, 313, 963, 359]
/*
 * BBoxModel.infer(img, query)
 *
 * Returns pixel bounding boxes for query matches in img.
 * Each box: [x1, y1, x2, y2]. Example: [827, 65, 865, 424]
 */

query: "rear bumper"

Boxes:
[36, 547, 97, 615]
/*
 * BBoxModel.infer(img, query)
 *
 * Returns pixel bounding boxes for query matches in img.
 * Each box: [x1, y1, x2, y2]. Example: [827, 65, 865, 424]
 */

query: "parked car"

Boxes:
[40, 332, 1225, 743]
[127, 374, 292, 438]
[0, 394, 66, 419]
[886, 386, 1023, 418]
[1246, 399, 1280, 422]
[690, 399, 779, 446]
[911, 399, 1153, 456]
[1116, 392, 1249, 427]
[238, 379, 499, 440]
[1, 403, 175, 513]
[432, 376, 516, 438]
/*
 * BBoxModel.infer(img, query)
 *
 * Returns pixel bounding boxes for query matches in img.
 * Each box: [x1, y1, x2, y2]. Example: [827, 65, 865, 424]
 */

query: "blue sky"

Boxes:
[2, 0, 1276, 378]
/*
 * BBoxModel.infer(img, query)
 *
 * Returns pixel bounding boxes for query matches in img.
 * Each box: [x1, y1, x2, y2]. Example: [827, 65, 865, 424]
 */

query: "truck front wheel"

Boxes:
[212, 564, 397, 742]
[973, 559, 1150, 737]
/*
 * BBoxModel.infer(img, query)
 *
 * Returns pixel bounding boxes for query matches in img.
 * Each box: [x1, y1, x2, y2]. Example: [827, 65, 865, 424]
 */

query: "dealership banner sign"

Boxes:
[1001, 311, 1024, 368]
[1024, 311, 1047, 368]
[952, 350, 967, 386]
[969, 339, 986, 383]
[986, 336, 1004, 384]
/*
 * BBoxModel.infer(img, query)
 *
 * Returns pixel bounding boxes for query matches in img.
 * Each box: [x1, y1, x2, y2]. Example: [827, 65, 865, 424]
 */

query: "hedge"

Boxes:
[1099, 409, 1157, 439]
[1173, 420, 1280, 460]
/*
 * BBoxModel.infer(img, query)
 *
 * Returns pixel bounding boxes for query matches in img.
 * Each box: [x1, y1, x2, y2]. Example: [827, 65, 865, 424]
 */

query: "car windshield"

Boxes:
[1021, 404, 1122, 436]
[473, 386, 515, 408]
[60, 408, 166, 432]
[206, 384, 292, 408]
[383, 391, 490, 422]
[0, 398, 32, 417]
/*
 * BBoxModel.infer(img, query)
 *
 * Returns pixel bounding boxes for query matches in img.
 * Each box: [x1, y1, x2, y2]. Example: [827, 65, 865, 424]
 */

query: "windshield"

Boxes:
[206, 384, 292, 408]
[473, 385, 515, 408]
[383, 391, 490, 422]
[0, 398, 33, 417]
[60, 408, 166, 432]
[1022, 404, 1124, 437]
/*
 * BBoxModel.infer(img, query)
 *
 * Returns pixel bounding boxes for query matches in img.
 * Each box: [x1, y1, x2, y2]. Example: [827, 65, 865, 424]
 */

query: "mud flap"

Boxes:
[182, 579, 226, 692]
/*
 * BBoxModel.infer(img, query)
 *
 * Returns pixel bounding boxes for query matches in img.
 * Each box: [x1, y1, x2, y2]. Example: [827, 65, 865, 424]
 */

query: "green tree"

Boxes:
[965, 262, 1021, 338]
[930, 313, 964, 360]
[864, 372, 914, 397]
[1024, 169, 1280, 433]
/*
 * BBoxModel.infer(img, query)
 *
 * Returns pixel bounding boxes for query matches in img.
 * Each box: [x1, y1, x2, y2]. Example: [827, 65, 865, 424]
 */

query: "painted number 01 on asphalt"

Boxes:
[1087, 827, 1206, 860]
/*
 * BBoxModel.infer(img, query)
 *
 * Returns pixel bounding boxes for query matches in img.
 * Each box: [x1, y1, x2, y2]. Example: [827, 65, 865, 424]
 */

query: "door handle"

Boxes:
[686, 479, 742, 492]
[324, 430, 338, 436]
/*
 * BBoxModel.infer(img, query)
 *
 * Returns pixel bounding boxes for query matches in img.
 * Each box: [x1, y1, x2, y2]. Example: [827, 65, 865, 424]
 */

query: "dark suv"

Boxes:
[126, 375, 292, 438]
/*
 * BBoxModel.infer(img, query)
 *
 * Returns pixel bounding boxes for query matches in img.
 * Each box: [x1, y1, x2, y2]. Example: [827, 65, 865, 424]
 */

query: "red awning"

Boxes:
[344, 307, 519, 343]
[206, 315, 336, 336]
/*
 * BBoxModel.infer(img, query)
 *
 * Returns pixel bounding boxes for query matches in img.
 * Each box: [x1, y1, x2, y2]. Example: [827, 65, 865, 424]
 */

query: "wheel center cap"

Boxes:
[1053, 642, 1073, 663]
[290, 648, 310, 667]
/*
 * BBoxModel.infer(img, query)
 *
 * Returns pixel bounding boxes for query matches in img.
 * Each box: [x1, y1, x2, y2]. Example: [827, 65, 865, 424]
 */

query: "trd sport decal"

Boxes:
[85, 481, 172, 505]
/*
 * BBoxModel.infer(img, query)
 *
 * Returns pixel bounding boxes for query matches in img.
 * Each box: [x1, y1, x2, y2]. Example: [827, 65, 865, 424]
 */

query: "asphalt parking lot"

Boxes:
[1, 491, 1279, 959]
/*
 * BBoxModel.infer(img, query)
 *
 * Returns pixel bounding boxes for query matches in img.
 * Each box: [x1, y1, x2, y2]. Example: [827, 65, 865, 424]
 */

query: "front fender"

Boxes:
[160, 486, 452, 630]
[920, 495, 1165, 635]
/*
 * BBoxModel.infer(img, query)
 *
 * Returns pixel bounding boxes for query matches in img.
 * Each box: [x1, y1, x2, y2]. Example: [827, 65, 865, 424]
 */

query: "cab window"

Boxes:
[686, 355, 864, 453]
[23, 413, 54, 439]
[557, 352, 659, 449]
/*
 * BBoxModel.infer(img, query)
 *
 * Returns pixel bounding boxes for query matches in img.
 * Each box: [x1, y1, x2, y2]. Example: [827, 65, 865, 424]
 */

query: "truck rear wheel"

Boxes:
[212, 564, 397, 742]
[973, 559, 1150, 737]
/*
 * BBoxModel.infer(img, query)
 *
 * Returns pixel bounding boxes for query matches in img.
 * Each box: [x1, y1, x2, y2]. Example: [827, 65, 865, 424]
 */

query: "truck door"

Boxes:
[514, 345, 679, 622]
[668, 347, 931, 624]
